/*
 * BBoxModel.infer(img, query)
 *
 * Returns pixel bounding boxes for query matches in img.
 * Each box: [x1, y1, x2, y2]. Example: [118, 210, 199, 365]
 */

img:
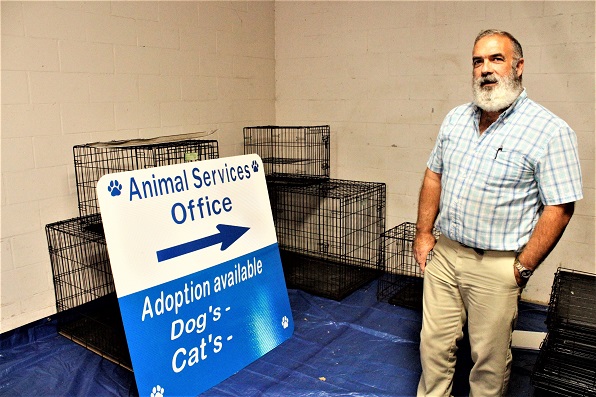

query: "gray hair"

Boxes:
[474, 29, 524, 61]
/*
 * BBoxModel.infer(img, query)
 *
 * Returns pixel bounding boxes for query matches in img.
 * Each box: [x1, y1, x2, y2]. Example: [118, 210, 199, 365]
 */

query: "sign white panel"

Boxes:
[97, 154, 293, 397]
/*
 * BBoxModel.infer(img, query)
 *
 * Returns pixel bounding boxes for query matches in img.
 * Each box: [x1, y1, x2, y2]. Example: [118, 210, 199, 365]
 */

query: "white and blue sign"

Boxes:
[97, 154, 294, 397]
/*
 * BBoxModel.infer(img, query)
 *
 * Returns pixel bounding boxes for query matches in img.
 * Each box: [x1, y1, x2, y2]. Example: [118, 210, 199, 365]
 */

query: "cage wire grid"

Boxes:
[377, 222, 440, 310]
[243, 125, 330, 180]
[532, 268, 596, 396]
[532, 335, 596, 396]
[46, 215, 132, 369]
[268, 179, 386, 300]
[546, 269, 596, 332]
[46, 214, 113, 313]
[74, 138, 219, 218]
[58, 293, 133, 371]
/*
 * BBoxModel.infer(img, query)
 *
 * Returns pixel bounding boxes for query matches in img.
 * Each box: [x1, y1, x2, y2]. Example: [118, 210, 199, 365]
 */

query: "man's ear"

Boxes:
[515, 58, 524, 77]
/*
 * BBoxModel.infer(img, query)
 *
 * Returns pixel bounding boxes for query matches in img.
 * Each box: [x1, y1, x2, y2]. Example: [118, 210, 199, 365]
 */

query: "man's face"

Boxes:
[472, 35, 522, 82]
[472, 34, 524, 112]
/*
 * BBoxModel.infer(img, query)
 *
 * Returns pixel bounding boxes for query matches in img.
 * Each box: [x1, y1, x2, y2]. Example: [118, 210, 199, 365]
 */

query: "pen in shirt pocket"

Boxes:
[494, 146, 503, 159]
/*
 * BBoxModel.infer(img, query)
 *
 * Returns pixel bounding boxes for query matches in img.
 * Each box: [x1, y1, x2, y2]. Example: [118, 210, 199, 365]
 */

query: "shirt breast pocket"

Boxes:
[486, 151, 532, 187]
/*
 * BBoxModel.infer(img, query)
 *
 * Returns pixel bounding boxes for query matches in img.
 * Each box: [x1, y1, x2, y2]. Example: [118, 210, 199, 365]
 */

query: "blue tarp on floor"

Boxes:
[0, 282, 545, 396]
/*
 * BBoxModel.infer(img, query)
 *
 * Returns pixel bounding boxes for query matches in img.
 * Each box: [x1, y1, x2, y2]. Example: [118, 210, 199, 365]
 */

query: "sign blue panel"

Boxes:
[120, 244, 292, 396]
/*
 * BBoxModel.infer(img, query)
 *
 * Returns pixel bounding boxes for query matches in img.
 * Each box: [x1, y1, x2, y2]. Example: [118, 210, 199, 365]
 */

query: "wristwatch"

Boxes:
[514, 257, 533, 279]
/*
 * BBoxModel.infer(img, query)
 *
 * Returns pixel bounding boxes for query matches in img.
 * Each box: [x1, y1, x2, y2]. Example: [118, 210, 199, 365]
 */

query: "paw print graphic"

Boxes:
[281, 315, 289, 329]
[108, 180, 122, 197]
[251, 160, 259, 173]
[151, 385, 165, 397]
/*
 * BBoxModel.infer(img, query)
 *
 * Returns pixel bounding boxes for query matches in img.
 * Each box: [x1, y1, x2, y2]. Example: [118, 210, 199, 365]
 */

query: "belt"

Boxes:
[460, 243, 485, 256]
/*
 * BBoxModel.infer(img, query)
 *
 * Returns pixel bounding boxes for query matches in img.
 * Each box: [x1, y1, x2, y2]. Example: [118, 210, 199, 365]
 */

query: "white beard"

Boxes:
[472, 68, 523, 112]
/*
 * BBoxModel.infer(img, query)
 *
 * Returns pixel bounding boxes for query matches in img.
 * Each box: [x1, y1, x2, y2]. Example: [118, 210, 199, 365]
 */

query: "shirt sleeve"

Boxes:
[427, 121, 446, 174]
[535, 125, 583, 205]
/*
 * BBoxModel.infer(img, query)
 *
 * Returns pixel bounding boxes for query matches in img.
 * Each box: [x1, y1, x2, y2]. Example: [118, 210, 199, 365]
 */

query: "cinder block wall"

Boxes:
[275, 1, 595, 303]
[1, 1, 275, 332]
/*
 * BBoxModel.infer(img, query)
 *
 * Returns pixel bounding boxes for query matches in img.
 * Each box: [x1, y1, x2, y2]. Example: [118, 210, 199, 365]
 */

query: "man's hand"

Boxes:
[413, 231, 437, 273]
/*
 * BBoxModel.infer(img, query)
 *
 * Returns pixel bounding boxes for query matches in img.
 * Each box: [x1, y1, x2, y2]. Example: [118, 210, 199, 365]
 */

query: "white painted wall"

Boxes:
[1, 1, 594, 332]
[1, 1, 275, 332]
[275, 1, 595, 303]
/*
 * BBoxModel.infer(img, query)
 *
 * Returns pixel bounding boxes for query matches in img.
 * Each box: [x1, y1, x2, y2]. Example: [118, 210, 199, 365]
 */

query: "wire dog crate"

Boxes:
[268, 178, 386, 300]
[75, 133, 219, 218]
[243, 125, 330, 181]
[45, 214, 131, 370]
[545, 268, 596, 333]
[58, 293, 132, 371]
[377, 222, 440, 310]
[47, 134, 220, 371]
[46, 214, 112, 313]
[532, 268, 596, 396]
[532, 329, 596, 397]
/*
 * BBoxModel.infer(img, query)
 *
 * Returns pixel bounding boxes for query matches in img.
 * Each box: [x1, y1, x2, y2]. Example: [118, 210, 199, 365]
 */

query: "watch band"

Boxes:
[514, 257, 533, 279]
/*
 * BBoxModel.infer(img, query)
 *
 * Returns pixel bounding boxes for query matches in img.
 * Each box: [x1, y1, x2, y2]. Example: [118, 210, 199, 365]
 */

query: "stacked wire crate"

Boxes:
[244, 126, 386, 300]
[531, 268, 596, 396]
[376, 222, 440, 310]
[244, 124, 330, 182]
[74, 134, 220, 220]
[45, 134, 219, 369]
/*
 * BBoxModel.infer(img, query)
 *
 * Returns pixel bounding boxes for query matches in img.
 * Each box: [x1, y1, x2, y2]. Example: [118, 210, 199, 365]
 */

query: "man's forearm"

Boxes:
[517, 202, 575, 271]
[416, 168, 442, 234]
[413, 169, 442, 269]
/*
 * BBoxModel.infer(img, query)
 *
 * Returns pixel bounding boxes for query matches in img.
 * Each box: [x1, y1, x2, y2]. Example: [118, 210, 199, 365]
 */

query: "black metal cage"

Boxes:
[57, 293, 132, 371]
[532, 268, 596, 396]
[376, 222, 440, 310]
[46, 214, 112, 313]
[74, 134, 219, 218]
[546, 268, 596, 333]
[45, 214, 132, 370]
[268, 178, 386, 300]
[243, 125, 330, 181]
[46, 134, 220, 372]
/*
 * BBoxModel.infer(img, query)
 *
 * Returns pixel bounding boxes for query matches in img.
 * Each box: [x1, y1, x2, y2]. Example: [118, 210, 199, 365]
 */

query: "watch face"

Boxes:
[520, 269, 532, 278]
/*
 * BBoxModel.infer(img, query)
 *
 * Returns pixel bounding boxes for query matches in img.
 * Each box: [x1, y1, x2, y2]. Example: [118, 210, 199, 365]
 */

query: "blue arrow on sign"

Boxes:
[156, 224, 250, 262]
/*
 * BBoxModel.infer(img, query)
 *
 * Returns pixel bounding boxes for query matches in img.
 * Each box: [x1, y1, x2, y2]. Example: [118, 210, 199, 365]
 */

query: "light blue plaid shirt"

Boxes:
[427, 89, 583, 251]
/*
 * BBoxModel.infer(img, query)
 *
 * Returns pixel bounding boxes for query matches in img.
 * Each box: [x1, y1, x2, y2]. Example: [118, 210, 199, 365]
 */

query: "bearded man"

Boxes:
[413, 29, 582, 396]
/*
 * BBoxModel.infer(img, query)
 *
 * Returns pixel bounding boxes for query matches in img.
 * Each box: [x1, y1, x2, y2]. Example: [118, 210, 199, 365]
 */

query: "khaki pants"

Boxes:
[417, 236, 521, 397]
